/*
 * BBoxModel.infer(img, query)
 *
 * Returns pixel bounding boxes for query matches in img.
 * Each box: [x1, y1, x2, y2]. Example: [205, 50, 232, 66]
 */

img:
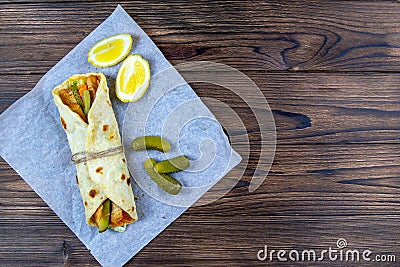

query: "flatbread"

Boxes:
[52, 73, 137, 226]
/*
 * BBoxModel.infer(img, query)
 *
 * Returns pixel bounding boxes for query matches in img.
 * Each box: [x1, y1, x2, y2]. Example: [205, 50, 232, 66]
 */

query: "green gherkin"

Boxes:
[144, 158, 182, 195]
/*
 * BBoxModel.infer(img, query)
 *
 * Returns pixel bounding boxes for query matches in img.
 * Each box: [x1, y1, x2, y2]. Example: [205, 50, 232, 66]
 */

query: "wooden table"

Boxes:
[1, 1, 399, 266]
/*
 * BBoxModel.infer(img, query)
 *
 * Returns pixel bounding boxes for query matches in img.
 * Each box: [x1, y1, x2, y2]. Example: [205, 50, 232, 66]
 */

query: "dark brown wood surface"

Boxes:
[1, 1, 399, 266]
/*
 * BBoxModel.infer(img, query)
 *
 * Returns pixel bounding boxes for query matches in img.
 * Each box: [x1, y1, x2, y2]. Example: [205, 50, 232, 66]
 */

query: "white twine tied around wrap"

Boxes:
[71, 146, 124, 164]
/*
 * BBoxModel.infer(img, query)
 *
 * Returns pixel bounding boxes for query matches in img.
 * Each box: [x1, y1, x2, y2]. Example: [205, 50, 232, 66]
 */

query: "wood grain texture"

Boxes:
[1, 0, 400, 266]
[1, 143, 399, 266]
[1, 1, 400, 73]
[1, 72, 399, 144]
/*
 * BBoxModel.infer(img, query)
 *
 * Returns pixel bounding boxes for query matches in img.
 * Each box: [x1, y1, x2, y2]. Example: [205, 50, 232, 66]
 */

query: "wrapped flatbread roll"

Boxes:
[52, 73, 137, 232]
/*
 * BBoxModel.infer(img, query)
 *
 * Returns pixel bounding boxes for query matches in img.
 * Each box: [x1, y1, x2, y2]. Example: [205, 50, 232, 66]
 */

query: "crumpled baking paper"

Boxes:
[0, 5, 241, 267]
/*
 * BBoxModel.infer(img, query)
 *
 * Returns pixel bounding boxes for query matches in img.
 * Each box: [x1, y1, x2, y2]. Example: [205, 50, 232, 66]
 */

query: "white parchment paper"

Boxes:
[0, 5, 241, 267]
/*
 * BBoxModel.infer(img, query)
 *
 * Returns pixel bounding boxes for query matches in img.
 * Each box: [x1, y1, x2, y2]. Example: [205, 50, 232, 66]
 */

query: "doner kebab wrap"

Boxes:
[52, 73, 137, 232]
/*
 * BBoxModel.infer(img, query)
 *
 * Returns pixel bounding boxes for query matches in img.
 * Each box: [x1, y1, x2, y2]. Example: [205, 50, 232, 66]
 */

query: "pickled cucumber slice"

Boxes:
[83, 90, 91, 117]
[132, 136, 171, 152]
[144, 158, 182, 195]
[154, 156, 190, 174]
[98, 199, 111, 233]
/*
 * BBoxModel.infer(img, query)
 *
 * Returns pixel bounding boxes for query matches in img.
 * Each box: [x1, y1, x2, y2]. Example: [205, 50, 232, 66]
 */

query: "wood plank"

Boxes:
[1, 144, 399, 218]
[0, 1, 400, 73]
[192, 71, 400, 144]
[1, 143, 399, 265]
[1, 72, 399, 144]
[1, 215, 399, 266]
[0, 142, 400, 219]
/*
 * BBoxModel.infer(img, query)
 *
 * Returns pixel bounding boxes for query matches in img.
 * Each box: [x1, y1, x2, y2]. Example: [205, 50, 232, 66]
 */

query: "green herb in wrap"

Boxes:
[70, 81, 84, 109]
